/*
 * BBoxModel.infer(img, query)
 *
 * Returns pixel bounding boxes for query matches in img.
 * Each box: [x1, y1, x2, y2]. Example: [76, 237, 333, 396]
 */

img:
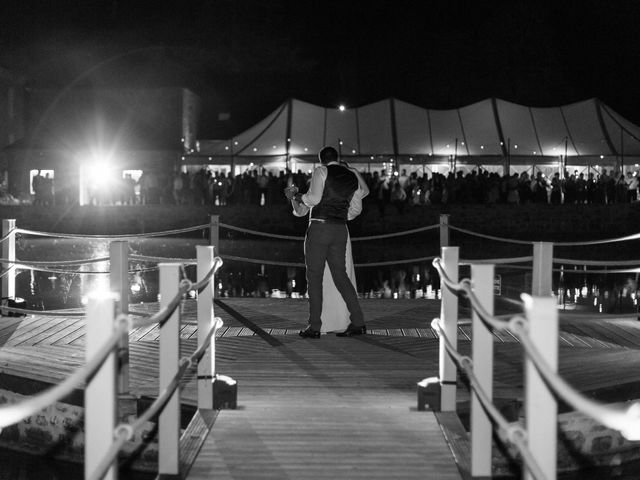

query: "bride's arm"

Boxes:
[348, 165, 370, 198]
[291, 198, 310, 217]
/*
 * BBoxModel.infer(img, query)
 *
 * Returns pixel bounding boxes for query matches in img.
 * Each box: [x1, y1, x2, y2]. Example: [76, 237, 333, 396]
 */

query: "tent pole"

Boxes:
[621, 128, 624, 172]
[507, 137, 511, 175]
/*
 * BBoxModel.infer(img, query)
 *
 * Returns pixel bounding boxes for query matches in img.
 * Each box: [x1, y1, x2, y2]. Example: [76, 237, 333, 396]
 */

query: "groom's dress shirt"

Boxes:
[298, 161, 364, 221]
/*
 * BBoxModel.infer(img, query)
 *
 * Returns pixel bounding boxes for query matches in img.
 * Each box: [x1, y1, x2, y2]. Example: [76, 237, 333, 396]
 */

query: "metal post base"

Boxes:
[417, 377, 441, 411]
[213, 374, 238, 409]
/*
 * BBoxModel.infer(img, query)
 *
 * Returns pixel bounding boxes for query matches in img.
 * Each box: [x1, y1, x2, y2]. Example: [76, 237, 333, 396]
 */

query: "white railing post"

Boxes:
[532, 242, 553, 297]
[523, 295, 558, 480]
[439, 214, 450, 249]
[209, 214, 219, 250]
[109, 241, 130, 398]
[439, 246, 459, 411]
[197, 245, 215, 409]
[85, 292, 118, 480]
[1, 219, 16, 307]
[470, 264, 495, 477]
[159, 263, 181, 476]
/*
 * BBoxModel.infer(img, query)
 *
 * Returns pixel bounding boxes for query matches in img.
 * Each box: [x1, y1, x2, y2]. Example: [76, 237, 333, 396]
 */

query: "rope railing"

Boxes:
[448, 225, 534, 245]
[0, 234, 225, 479]
[218, 221, 440, 242]
[448, 224, 640, 248]
[131, 279, 193, 330]
[88, 317, 224, 480]
[0, 256, 110, 266]
[130, 253, 197, 264]
[0, 255, 194, 430]
[431, 317, 547, 480]
[15, 224, 209, 240]
[553, 257, 640, 267]
[0, 313, 129, 429]
[87, 252, 224, 478]
[219, 253, 439, 268]
[460, 256, 533, 266]
[429, 245, 640, 480]
[509, 309, 640, 440]
[434, 258, 510, 332]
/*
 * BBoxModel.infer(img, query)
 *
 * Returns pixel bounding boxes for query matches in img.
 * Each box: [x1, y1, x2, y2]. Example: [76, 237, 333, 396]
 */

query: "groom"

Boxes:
[287, 146, 367, 338]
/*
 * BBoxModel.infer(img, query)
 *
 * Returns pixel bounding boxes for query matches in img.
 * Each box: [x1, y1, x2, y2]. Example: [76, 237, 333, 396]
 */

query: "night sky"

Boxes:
[1, 0, 640, 138]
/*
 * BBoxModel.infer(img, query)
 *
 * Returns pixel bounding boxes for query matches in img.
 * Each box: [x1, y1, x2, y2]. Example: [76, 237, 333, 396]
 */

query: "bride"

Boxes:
[287, 164, 369, 333]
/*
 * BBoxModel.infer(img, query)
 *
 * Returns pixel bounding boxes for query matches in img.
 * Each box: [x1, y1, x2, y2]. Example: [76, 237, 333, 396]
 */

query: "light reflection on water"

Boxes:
[11, 237, 640, 316]
[15, 238, 207, 310]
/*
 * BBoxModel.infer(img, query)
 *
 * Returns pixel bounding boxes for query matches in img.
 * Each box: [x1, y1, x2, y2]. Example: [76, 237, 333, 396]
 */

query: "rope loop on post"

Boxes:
[114, 424, 134, 442]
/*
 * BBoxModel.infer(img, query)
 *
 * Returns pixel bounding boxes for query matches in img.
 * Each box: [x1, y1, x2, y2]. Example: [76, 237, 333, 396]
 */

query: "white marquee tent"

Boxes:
[193, 97, 640, 173]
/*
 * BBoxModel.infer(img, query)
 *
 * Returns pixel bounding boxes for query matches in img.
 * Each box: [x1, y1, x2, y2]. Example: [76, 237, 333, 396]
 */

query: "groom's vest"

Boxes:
[310, 164, 358, 222]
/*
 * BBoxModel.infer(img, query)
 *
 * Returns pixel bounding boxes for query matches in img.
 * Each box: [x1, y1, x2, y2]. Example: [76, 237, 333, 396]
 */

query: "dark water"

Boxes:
[0, 448, 155, 480]
[12, 237, 640, 314]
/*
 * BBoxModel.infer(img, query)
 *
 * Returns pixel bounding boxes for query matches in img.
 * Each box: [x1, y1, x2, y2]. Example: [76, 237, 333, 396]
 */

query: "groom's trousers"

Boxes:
[304, 220, 364, 332]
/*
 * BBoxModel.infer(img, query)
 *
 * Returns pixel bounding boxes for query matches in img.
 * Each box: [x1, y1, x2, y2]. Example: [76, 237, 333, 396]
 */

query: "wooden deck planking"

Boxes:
[3, 299, 640, 478]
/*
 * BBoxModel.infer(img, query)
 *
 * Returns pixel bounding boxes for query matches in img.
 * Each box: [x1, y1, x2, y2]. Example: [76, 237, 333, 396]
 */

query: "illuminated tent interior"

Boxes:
[192, 98, 640, 174]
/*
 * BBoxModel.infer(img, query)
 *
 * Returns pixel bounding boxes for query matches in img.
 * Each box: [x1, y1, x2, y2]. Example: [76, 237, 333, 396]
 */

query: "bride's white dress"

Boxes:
[319, 233, 355, 333]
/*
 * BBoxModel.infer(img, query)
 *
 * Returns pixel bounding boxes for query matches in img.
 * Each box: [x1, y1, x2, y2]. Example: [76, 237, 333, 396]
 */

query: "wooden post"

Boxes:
[532, 242, 553, 297]
[439, 246, 458, 411]
[209, 214, 219, 250]
[197, 245, 215, 409]
[1, 219, 16, 306]
[84, 292, 118, 480]
[109, 241, 130, 397]
[523, 295, 558, 480]
[470, 264, 494, 477]
[159, 263, 181, 476]
[439, 214, 450, 249]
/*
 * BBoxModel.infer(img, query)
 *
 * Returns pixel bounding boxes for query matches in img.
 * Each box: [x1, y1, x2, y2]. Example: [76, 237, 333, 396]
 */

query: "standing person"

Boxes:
[285, 146, 367, 338]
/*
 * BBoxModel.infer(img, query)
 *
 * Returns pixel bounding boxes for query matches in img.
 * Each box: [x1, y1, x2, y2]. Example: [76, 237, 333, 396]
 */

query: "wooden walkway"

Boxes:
[2, 298, 640, 478]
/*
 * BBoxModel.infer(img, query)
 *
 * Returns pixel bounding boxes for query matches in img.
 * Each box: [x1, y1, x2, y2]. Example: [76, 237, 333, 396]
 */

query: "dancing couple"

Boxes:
[285, 146, 368, 338]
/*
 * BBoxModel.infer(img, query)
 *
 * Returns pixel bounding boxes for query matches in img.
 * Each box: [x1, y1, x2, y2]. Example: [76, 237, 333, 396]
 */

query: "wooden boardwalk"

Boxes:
[2, 298, 640, 478]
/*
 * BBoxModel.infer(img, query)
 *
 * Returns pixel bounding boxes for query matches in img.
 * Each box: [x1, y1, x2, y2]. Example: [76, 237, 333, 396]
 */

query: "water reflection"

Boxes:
[11, 237, 640, 316]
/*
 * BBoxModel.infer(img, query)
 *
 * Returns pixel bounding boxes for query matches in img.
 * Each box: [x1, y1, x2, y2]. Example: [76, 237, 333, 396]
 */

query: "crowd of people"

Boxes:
[31, 165, 640, 210]
[167, 166, 640, 211]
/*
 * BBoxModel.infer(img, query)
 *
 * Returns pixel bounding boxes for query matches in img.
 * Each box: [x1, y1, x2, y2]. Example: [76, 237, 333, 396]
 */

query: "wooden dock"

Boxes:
[2, 298, 640, 478]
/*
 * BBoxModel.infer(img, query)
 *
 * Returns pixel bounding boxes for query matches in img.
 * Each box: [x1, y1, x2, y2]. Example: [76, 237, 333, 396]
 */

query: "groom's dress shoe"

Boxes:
[336, 324, 367, 337]
[299, 326, 321, 339]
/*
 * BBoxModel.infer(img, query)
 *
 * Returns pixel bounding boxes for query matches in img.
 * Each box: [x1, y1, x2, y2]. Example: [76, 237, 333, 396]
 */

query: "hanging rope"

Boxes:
[15, 224, 209, 240]
[431, 318, 547, 480]
[448, 225, 534, 245]
[88, 319, 223, 480]
[218, 222, 440, 242]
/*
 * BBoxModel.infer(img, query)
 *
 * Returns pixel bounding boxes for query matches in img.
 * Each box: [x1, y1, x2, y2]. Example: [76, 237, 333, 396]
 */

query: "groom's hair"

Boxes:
[318, 146, 339, 164]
